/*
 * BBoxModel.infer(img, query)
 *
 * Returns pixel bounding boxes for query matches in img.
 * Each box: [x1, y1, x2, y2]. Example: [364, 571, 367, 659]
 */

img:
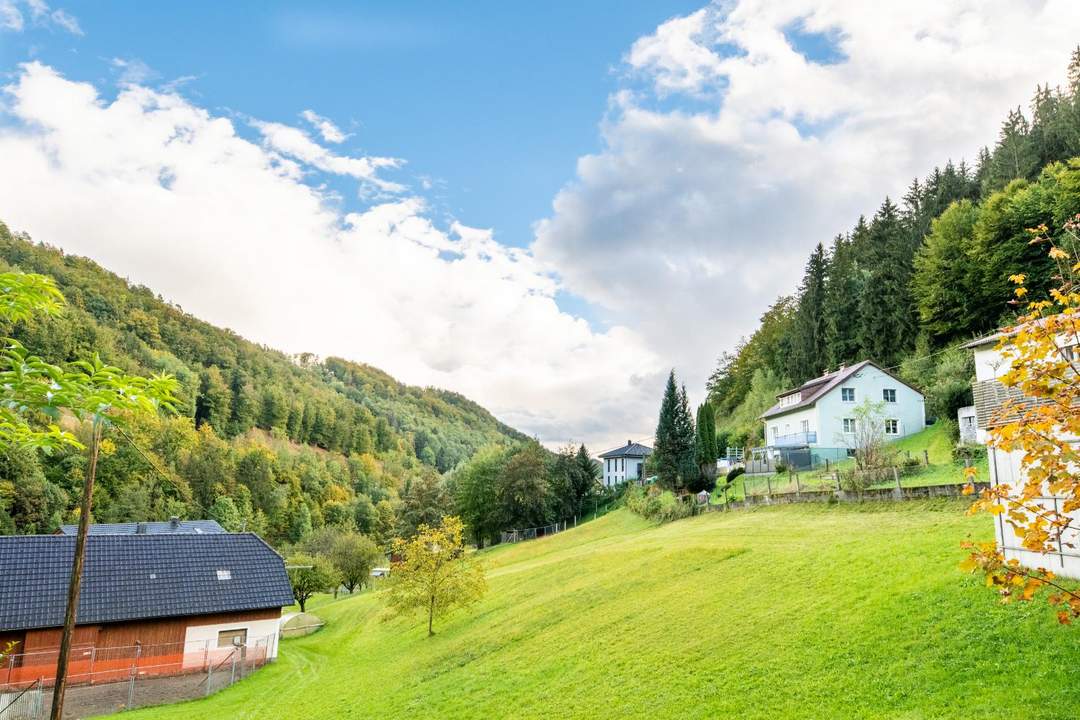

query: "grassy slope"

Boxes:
[119, 504, 1079, 720]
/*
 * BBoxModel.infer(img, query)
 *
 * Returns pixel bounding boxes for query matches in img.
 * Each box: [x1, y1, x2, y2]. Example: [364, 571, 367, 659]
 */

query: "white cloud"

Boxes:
[0, 1, 22, 30]
[251, 118, 404, 193]
[0, 62, 663, 450]
[534, 0, 1080, 411]
[1, 0, 81, 34]
[300, 109, 348, 144]
[110, 57, 156, 85]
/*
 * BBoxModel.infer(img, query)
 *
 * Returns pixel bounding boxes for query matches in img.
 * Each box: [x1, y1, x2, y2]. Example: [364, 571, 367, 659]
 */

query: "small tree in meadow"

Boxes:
[287, 553, 339, 612]
[385, 516, 486, 637]
[331, 533, 383, 593]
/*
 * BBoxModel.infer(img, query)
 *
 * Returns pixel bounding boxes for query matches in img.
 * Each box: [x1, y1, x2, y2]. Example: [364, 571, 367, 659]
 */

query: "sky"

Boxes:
[1, 0, 1079, 453]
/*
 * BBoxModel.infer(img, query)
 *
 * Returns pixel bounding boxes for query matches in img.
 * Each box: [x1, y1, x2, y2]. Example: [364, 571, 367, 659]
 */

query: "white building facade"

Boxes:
[598, 441, 652, 487]
[760, 361, 926, 466]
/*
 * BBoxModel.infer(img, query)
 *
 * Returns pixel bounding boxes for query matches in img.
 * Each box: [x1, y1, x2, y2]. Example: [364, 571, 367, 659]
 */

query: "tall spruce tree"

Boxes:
[856, 198, 917, 366]
[675, 385, 698, 489]
[653, 371, 682, 489]
[693, 401, 718, 492]
[790, 242, 829, 382]
[822, 228, 864, 369]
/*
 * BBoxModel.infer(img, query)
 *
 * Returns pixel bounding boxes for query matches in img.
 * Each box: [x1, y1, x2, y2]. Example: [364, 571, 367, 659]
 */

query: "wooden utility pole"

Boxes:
[51, 421, 102, 720]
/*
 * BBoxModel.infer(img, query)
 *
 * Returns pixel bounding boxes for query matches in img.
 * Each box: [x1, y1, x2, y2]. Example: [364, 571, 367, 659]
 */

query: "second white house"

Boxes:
[759, 360, 926, 468]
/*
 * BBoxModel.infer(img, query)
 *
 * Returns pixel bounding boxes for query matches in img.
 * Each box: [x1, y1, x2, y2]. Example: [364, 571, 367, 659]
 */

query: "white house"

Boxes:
[760, 360, 926, 466]
[964, 330, 1080, 579]
[598, 441, 652, 487]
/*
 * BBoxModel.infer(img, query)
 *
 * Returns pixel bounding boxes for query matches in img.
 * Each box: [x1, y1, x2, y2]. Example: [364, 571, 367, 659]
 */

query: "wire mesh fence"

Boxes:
[500, 519, 573, 544]
[0, 634, 276, 720]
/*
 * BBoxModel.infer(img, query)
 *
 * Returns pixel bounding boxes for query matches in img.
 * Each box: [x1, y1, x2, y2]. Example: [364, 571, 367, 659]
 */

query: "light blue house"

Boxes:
[759, 360, 926, 468]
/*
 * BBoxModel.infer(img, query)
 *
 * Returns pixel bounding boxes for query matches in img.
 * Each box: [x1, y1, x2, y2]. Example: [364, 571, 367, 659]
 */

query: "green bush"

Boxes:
[726, 466, 745, 483]
[951, 443, 987, 464]
[900, 455, 922, 469]
[774, 461, 788, 475]
[625, 485, 692, 523]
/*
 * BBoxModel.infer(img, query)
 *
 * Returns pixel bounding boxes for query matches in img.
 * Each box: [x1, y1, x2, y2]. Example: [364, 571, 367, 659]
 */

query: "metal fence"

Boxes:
[0, 634, 276, 720]
[500, 519, 573, 544]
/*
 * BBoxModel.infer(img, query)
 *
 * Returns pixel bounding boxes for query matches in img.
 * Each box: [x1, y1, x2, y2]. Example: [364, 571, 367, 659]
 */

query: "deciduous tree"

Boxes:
[385, 516, 486, 637]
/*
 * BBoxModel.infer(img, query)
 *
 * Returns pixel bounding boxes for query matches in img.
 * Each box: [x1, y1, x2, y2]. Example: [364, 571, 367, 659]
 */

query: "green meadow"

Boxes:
[118, 503, 1080, 720]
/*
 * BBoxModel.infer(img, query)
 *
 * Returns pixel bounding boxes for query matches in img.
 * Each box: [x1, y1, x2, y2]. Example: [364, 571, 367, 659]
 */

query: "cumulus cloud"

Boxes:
[300, 109, 349, 144]
[1, 0, 81, 34]
[110, 57, 156, 85]
[534, 0, 1080, 407]
[0, 62, 663, 450]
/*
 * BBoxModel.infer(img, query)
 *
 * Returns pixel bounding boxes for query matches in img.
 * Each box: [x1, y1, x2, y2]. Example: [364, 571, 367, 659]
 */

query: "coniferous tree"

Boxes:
[856, 198, 916, 366]
[984, 108, 1038, 192]
[653, 371, 682, 490]
[790, 242, 829, 382]
[675, 385, 697, 489]
[822, 228, 865, 369]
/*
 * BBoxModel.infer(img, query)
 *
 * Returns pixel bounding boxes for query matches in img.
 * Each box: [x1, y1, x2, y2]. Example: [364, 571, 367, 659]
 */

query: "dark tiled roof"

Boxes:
[598, 442, 653, 459]
[760, 360, 924, 420]
[57, 520, 225, 536]
[0, 534, 293, 632]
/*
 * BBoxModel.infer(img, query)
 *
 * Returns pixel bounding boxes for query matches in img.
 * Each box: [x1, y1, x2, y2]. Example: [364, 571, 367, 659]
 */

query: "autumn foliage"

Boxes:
[963, 215, 1080, 623]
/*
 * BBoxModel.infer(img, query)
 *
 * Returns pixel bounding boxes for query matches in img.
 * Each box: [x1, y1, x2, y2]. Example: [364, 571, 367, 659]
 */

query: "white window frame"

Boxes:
[800, 420, 809, 433]
[842, 418, 856, 434]
[841, 388, 855, 402]
[884, 419, 899, 435]
[882, 388, 897, 403]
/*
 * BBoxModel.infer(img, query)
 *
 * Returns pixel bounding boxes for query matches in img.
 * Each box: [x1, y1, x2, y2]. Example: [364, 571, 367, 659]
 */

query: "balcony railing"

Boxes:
[770, 431, 817, 448]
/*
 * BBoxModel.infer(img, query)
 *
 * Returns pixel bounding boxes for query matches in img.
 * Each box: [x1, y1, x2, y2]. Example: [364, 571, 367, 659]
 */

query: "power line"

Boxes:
[112, 424, 214, 519]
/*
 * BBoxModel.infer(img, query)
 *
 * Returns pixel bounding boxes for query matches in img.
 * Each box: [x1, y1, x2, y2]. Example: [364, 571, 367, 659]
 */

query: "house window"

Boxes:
[217, 628, 247, 648]
[800, 420, 809, 433]
[842, 418, 856, 434]
[216, 569, 232, 581]
[841, 388, 855, 402]
[770, 426, 778, 439]
[885, 419, 899, 435]
[883, 388, 897, 403]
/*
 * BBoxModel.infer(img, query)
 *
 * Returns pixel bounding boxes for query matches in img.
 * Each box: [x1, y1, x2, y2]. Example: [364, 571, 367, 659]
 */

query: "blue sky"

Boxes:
[0, 1, 701, 250]
[1, 1, 1076, 448]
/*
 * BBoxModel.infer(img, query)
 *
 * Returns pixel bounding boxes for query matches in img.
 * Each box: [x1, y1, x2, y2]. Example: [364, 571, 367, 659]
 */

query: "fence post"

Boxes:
[6, 652, 13, 686]
[127, 642, 141, 710]
[206, 657, 213, 697]
[230, 648, 238, 686]
[795, 473, 801, 497]
[923, 449, 930, 466]
[893, 466, 902, 499]
[88, 647, 95, 686]
[765, 474, 772, 497]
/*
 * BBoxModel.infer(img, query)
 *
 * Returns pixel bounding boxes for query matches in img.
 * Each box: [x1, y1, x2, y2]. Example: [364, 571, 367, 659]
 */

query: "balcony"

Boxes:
[770, 431, 817, 448]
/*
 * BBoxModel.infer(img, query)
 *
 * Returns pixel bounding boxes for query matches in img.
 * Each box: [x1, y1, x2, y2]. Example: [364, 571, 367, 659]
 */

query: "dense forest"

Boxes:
[0, 226, 526, 542]
[708, 50, 1080, 446]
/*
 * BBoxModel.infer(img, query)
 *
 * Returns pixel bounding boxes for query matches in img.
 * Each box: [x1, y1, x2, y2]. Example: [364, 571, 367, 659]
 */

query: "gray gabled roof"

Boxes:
[760, 360, 923, 421]
[57, 519, 225, 536]
[598, 442, 652, 459]
[0, 534, 294, 632]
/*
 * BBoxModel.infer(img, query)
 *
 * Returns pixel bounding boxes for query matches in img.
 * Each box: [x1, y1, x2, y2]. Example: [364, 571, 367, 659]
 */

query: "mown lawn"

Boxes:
[114, 503, 1080, 720]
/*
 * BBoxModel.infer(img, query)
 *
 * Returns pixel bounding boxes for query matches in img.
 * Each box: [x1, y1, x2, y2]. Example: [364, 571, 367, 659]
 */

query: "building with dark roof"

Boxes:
[756, 361, 925, 469]
[56, 517, 225, 536]
[598, 441, 652, 487]
[0, 533, 294, 686]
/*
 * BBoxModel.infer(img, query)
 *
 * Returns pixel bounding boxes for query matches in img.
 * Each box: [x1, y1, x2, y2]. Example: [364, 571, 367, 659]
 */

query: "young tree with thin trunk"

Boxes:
[287, 553, 339, 612]
[385, 516, 486, 636]
[0, 273, 178, 720]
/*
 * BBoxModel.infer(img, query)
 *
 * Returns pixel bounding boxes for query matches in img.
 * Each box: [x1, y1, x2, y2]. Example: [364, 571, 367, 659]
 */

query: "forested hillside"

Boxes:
[0, 226, 525, 541]
[708, 50, 1080, 445]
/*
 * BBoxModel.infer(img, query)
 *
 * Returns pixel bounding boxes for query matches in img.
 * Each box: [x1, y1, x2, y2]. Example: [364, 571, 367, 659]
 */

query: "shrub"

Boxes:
[625, 485, 692, 523]
[773, 461, 788, 475]
[900, 455, 922, 470]
[951, 443, 987, 464]
[726, 466, 745, 483]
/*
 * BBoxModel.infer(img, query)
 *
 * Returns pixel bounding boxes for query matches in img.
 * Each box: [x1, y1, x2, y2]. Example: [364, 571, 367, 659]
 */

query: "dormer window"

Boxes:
[778, 392, 801, 408]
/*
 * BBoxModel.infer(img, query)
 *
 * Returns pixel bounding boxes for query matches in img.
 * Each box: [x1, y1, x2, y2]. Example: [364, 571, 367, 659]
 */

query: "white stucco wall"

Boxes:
[602, 456, 644, 487]
[815, 365, 925, 447]
[763, 405, 819, 446]
[181, 617, 281, 668]
[764, 365, 925, 448]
